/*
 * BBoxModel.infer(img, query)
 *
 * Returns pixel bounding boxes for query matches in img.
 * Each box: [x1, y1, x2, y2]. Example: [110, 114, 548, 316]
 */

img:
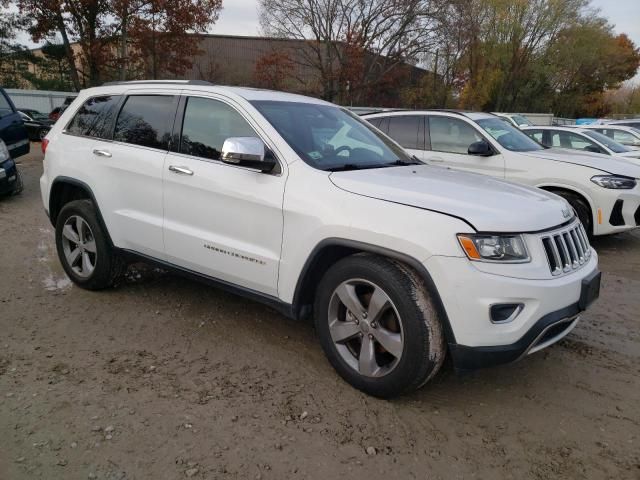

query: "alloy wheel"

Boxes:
[327, 279, 404, 377]
[61, 215, 97, 278]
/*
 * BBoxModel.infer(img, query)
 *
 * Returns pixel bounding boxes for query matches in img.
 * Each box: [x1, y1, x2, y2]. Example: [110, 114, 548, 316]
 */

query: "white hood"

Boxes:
[520, 148, 640, 178]
[330, 165, 572, 232]
[615, 151, 640, 165]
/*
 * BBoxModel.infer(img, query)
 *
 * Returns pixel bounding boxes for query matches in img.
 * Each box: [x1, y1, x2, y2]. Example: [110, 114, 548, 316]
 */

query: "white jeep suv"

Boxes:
[40, 81, 600, 398]
[365, 110, 640, 236]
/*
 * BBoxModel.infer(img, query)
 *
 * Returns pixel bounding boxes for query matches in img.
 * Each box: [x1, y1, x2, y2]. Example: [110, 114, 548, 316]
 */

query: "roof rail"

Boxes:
[101, 80, 214, 87]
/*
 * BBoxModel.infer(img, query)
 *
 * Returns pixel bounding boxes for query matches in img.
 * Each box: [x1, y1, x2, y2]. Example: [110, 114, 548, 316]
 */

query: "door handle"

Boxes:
[93, 149, 112, 158]
[428, 157, 444, 163]
[168, 165, 194, 176]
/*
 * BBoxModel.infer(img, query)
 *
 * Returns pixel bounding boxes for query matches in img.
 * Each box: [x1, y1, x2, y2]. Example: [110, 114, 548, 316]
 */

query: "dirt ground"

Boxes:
[1, 147, 639, 480]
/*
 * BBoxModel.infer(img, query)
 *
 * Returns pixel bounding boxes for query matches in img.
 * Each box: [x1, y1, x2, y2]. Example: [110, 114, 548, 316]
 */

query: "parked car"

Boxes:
[0, 87, 29, 195]
[18, 109, 54, 141]
[493, 113, 534, 128]
[607, 118, 640, 130]
[521, 126, 640, 163]
[365, 110, 640, 236]
[40, 81, 601, 398]
[580, 125, 640, 150]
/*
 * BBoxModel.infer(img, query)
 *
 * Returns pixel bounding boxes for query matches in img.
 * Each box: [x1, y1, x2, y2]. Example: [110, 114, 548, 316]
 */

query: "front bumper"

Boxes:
[0, 159, 18, 195]
[425, 252, 600, 370]
[592, 184, 640, 235]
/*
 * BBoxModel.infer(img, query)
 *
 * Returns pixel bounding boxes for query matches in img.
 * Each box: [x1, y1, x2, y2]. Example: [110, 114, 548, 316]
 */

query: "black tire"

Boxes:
[55, 199, 123, 290]
[555, 191, 592, 236]
[314, 254, 446, 398]
[10, 169, 23, 195]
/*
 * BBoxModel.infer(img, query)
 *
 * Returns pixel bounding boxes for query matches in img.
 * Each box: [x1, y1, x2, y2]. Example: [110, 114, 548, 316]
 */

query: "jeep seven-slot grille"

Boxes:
[541, 222, 591, 276]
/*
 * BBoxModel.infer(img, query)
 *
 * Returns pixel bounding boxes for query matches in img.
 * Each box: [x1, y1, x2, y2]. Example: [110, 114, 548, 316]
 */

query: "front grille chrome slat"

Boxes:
[542, 221, 592, 276]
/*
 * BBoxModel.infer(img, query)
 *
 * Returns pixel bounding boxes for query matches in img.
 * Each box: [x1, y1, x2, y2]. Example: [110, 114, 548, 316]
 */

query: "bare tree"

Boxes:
[259, 0, 439, 102]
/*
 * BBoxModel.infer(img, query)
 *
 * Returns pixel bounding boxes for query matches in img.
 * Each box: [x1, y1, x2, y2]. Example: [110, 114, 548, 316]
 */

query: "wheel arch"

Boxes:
[537, 183, 595, 226]
[49, 176, 114, 247]
[291, 238, 457, 345]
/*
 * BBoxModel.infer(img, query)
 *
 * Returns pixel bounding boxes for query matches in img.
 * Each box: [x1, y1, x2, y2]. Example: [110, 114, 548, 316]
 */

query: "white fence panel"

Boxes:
[4, 89, 77, 114]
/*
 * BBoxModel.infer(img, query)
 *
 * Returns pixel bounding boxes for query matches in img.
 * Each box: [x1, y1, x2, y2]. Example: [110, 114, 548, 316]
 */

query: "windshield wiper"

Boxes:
[385, 158, 423, 166]
[326, 163, 391, 172]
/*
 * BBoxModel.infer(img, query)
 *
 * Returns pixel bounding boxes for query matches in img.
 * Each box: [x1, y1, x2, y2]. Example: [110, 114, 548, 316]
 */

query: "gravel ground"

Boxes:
[1, 147, 639, 480]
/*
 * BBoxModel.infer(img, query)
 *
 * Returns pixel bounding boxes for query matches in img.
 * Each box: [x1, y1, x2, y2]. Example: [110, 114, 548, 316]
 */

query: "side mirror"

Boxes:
[468, 140, 493, 156]
[221, 137, 276, 173]
[584, 145, 602, 154]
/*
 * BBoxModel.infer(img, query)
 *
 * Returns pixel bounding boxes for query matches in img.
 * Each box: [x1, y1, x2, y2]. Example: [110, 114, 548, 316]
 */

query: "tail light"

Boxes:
[41, 138, 49, 155]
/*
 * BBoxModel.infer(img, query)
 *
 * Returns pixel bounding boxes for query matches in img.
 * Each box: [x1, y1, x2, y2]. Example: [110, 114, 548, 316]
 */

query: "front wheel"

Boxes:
[55, 199, 122, 290]
[314, 254, 446, 398]
[555, 192, 592, 236]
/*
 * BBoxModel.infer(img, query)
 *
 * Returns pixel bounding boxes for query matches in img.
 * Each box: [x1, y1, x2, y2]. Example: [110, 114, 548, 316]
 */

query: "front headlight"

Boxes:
[590, 175, 637, 189]
[0, 139, 9, 162]
[457, 234, 530, 263]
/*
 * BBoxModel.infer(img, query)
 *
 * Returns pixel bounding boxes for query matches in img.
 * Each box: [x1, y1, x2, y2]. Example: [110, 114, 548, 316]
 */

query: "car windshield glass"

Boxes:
[581, 130, 630, 153]
[512, 115, 532, 126]
[250, 101, 417, 171]
[476, 118, 544, 152]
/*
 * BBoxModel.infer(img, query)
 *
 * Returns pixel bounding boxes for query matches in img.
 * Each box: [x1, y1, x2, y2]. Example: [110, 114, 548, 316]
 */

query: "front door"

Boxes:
[162, 95, 285, 297]
[424, 115, 505, 177]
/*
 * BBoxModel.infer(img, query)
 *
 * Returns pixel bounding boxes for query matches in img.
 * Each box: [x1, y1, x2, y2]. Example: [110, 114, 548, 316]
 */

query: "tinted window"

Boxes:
[429, 116, 483, 154]
[67, 96, 121, 139]
[387, 116, 424, 150]
[367, 117, 384, 129]
[252, 101, 413, 171]
[114, 95, 175, 149]
[181, 97, 255, 160]
[0, 92, 13, 118]
[524, 129, 545, 145]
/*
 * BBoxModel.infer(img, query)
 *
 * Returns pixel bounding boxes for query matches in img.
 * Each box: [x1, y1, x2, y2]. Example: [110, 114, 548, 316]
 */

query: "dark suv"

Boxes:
[0, 88, 29, 195]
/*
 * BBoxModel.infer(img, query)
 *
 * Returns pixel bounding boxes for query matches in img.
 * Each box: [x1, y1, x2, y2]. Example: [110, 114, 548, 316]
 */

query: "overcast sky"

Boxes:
[212, 0, 640, 82]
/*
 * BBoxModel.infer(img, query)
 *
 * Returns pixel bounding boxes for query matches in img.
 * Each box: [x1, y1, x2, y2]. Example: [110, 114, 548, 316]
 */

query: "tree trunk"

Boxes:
[119, 12, 128, 81]
[55, 12, 81, 91]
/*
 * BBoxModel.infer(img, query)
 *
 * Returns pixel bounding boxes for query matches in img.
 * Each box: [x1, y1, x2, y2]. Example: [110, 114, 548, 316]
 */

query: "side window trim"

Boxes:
[173, 94, 283, 175]
[423, 115, 431, 150]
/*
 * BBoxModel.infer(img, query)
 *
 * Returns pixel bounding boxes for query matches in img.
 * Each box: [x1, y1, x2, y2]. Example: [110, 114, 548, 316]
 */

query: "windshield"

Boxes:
[581, 130, 630, 153]
[511, 115, 532, 126]
[476, 118, 545, 152]
[251, 101, 416, 171]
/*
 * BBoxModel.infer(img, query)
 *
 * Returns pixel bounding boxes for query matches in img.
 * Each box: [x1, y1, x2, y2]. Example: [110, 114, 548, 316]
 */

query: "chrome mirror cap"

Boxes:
[221, 137, 265, 164]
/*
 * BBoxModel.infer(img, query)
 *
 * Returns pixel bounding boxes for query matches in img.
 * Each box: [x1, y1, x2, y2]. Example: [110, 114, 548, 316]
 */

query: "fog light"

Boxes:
[490, 303, 524, 324]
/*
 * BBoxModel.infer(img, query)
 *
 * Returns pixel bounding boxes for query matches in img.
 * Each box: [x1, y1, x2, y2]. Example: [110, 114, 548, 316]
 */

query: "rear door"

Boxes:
[425, 115, 505, 177]
[162, 94, 285, 296]
[0, 89, 29, 158]
[71, 92, 178, 258]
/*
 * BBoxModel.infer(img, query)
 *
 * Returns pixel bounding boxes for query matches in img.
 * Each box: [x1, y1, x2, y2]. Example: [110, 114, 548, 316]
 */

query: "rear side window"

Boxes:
[114, 95, 175, 150]
[387, 116, 424, 150]
[525, 129, 545, 145]
[66, 96, 121, 138]
[180, 97, 255, 160]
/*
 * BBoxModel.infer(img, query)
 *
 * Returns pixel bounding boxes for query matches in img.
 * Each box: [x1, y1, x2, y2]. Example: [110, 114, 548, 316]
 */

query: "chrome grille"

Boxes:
[541, 222, 591, 276]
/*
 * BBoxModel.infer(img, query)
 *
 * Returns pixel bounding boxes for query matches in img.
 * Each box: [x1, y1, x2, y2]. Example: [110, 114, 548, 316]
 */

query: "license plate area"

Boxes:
[579, 271, 601, 311]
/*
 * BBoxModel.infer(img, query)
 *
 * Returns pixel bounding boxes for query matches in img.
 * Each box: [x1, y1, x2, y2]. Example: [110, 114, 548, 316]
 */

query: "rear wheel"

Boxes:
[55, 199, 122, 290]
[314, 254, 446, 398]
